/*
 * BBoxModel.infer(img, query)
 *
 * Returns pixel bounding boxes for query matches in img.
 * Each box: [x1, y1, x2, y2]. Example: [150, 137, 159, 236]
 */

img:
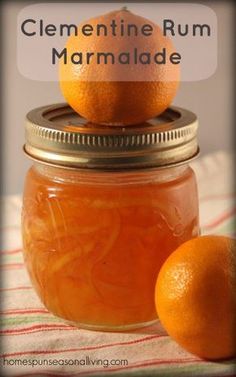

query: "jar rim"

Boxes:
[24, 103, 199, 170]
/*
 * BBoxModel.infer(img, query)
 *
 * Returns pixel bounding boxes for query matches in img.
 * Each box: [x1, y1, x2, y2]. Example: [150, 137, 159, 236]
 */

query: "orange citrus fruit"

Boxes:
[59, 8, 180, 125]
[155, 235, 236, 360]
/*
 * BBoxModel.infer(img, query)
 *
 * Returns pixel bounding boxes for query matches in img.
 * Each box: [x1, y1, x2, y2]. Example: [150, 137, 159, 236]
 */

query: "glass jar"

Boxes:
[22, 104, 200, 331]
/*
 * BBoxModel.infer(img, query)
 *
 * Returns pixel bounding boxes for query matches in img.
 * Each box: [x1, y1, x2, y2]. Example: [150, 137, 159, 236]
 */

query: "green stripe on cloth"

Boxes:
[0, 316, 65, 326]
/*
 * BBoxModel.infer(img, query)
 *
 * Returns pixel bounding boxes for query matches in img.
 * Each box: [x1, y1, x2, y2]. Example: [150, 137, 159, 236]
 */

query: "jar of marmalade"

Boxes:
[22, 104, 200, 331]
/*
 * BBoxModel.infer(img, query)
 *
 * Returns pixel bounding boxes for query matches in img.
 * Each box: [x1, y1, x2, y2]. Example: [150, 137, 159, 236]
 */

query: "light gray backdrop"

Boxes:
[2, 1, 234, 195]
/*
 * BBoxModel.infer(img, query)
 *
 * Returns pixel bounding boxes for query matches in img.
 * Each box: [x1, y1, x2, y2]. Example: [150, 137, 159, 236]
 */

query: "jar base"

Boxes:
[64, 318, 158, 332]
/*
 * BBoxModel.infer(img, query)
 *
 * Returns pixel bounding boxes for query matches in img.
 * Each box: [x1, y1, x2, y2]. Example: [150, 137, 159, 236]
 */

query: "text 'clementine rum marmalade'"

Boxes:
[21, 103, 200, 331]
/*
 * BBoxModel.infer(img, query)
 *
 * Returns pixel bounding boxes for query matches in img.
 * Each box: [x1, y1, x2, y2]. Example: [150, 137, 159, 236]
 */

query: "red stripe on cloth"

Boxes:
[0, 308, 48, 315]
[0, 324, 74, 335]
[0, 286, 32, 292]
[1, 334, 166, 358]
[203, 208, 236, 229]
[0, 263, 24, 270]
[0, 248, 22, 255]
[1, 327, 76, 336]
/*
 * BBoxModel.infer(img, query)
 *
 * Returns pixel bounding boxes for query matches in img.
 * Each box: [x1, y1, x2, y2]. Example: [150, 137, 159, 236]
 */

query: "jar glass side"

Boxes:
[21, 162, 199, 330]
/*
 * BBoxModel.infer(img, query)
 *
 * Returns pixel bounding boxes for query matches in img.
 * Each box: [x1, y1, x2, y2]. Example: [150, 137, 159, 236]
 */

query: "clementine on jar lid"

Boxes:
[59, 8, 180, 126]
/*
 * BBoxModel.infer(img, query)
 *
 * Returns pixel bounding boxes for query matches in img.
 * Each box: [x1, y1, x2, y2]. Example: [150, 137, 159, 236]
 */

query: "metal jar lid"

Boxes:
[24, 103, 199, 170]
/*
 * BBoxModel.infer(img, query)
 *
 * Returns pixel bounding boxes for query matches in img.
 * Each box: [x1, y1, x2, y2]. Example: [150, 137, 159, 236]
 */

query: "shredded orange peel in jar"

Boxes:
[22, 165, 199, 328]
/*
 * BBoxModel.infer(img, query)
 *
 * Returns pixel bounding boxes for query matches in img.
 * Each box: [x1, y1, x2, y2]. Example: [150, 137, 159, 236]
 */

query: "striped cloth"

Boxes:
[1, 151, 236, 377]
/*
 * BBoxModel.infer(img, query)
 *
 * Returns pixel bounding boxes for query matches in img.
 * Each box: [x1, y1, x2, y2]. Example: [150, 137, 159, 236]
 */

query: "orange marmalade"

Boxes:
[22, 104, 199, 330]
